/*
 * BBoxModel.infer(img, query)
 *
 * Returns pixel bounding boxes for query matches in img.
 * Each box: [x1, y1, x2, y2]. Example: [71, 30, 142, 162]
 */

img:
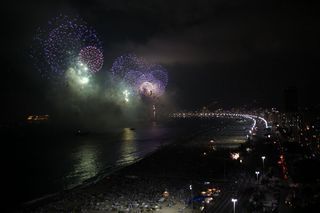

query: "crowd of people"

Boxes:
[33, 176, 191, 212]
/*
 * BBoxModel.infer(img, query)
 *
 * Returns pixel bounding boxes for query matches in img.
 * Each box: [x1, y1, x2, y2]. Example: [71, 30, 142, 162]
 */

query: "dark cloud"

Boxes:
[103, 0, 320, 66]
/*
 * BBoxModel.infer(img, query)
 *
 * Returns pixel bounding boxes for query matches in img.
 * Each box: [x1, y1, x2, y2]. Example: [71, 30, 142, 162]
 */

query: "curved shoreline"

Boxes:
[18, 118, 249, 212]
[20, 121, 219, 211]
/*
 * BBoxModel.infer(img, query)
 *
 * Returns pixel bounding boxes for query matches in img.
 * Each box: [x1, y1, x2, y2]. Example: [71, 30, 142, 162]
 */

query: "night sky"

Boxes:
[2, 0, 320, 120]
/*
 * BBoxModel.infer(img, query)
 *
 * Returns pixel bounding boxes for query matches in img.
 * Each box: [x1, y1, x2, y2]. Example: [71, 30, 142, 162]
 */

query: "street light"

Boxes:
[189, 184, 193, 212]
[255, 171, 260, 183]
[231, 198, 238, 213]
[261, 156, 266, 172]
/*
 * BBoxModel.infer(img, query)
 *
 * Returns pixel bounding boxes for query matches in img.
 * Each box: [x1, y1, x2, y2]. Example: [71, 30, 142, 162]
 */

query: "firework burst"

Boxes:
[78, 46, 104, 73]
[150, 65, 168, 88]
[123, 70, 143, 91]
[111, 54, 169, 99]
[31, 14, 103, 80]
[111, 54, 150, 79]
[137, 73, 165, 98]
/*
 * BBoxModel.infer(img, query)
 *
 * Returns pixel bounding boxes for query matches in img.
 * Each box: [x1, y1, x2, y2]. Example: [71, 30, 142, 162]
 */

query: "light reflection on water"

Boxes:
[67, 144, 100, 186]
[117, 128, 138, 165]
[67, 128, 139, 187]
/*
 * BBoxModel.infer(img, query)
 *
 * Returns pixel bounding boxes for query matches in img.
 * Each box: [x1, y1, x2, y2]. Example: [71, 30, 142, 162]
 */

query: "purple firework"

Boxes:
[111, 54, 168, 98]
[123, 70, 143, 90]
[79, 46, 104, 73]
[31, 14, 103, 79]
[111, 54, 150, 79]
[150, 65, 168, 87]
[136, 73, 165, 98]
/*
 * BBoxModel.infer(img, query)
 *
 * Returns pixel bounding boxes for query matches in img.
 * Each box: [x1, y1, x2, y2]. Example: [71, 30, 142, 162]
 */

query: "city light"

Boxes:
[231, 152, 240, 160]
[163, 190, 169, 198]
[261, 156, 266, 172]
[231, 198, 238, 213]
[255, 171, 260, 182]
